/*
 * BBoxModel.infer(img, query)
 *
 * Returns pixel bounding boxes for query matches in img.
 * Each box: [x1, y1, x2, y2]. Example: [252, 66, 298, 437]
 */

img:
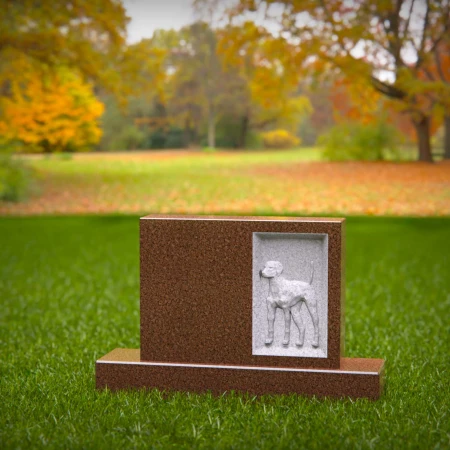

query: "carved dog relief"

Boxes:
[253, 233, 328, 358]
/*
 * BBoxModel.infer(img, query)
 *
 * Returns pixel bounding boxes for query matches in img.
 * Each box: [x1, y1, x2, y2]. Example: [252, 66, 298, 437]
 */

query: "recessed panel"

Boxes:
[253, 232, 328, 358]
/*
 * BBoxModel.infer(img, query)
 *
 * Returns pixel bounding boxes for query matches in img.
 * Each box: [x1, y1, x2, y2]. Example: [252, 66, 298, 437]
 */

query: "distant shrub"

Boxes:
[262, 129, 301, 149]
[318, 121, 400, 161]
[214, 116, 244, 148]
[165, 128, 184, 149]
[245, 131, 264, 150]
[112, 126, 146, 151]
[149, 129, 166, 149]
[0, 154, 35, 202]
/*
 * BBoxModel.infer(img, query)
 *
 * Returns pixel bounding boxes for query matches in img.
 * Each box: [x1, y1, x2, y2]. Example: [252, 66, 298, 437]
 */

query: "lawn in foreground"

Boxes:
[0, 215, 449, 449]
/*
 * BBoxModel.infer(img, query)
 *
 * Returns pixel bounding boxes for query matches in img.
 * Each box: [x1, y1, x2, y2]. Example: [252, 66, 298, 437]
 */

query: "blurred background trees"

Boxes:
[230, 0, 450, 161]
[0, 0, 128, 153]
[0, 0, 449, 160]
[0, 0, 128, 91]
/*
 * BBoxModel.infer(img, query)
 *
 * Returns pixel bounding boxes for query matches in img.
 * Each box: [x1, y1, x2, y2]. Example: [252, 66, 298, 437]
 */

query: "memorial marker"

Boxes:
[96, 215, 385, 399]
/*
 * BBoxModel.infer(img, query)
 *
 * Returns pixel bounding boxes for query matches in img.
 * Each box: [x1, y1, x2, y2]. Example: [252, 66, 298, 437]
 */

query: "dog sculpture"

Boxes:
[259, 260, 319, 348]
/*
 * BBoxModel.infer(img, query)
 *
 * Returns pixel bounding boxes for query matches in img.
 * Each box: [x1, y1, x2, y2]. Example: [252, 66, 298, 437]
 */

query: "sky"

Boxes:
[123, 0, 198, 43]
[122, 0, 280, 43]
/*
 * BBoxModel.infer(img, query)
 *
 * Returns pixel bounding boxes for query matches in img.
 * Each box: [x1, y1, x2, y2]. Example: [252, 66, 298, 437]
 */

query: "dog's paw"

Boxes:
[297, 330, 305, 347]
[265, 338, 273, 346]
[282, 339, 289, 346]
[312, 339, 319, 348]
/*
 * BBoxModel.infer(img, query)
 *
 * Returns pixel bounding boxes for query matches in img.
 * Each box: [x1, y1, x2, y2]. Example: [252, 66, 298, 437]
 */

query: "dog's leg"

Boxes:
[282, 308, 291, 346]
[304, 294, 319, 348]
[265, 302, 276, 345]
[290, 303, 305, 347]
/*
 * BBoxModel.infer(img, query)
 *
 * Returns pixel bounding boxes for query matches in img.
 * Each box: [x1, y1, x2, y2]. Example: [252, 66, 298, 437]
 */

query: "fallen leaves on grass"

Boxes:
[247, 161, 450, 216]
[0, 158, 449, 216]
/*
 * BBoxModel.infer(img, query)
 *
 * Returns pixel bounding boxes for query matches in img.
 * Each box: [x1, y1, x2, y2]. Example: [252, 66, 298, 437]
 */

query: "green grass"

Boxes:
[17, 148, 324, 213]
[25, 147, 321, 190]
[6, 147, 447, 217]
[1, 215, 449, 449]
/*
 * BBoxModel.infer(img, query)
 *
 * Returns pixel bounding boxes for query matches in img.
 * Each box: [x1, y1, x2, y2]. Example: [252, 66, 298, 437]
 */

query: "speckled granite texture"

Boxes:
[139, 215, 345, 369]
[96, 215, 385, 398]
[96, 349, 385, 400]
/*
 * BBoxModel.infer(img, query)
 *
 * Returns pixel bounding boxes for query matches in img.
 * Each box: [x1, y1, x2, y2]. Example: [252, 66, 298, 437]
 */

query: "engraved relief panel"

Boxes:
[252, 232, 328, 358]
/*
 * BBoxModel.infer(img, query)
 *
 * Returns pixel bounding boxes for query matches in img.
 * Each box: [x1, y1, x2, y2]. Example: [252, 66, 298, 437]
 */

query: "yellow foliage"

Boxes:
[218, 22, 311, 131]
[0, 0, 128, 97]
[262, 129, 301, 149]
[0, 62, 104, 152]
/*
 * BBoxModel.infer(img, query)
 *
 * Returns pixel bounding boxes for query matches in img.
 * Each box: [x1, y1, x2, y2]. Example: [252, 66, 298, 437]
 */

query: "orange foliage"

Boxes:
[412, 40, 450, 127]
[329, 76, 440, 141]
[330, 77, 384, 125]
[0, 62, 104, 152]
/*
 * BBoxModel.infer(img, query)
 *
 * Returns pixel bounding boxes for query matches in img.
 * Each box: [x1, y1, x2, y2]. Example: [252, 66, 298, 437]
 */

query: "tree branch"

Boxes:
[416, 0, 430, 68]
[401, 0, 415, 40]
[370, 75, 406, 99]
[434, 45, 449, 83]
[252, 116, 278, 130]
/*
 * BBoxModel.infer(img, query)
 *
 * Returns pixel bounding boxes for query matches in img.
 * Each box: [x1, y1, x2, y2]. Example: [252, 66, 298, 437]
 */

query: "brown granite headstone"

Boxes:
[96, 215, 385, 399]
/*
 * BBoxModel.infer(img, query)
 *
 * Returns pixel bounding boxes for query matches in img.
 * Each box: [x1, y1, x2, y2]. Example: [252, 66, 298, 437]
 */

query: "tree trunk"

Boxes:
[183, 118, 191, 148]
[207, 105, 215, 149]
[413, 116, 433, 162]
[191, 127, 199, 147]
[41, 139, 52, 153]
[444, 115, 450, 160]
[239, 115, 249, 149]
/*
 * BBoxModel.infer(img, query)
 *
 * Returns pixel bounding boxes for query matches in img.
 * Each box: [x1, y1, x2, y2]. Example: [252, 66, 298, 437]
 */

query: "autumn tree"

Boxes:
[193, 0, 227, 148]
[217, 21, 311, 147]
[229, 0, 450, 161]
[420, 38, 450, 158]
[436, 40, 450, 159]
[97, 29, 205, 150]
[327, 75, 431, 143]
[192, 22, 221, 148]
[0, 0, 129, 94]
[0, 0, 131, 155]
[160, 28, 207, 147]
[292, 77, 334, 145]
[119, 37, 169, 102]
[126, 28, 208, 148]
[121, 21, 311, 149]
[164, 22, 222, 148]
[0, 60, 104, 153]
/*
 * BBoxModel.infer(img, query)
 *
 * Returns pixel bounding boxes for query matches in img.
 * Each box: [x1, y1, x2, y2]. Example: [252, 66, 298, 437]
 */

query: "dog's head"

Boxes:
[260, 261, 283, 279]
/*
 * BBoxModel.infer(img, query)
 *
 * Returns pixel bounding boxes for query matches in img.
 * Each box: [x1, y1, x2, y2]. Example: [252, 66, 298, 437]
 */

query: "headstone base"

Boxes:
[96, 349, 384, 400]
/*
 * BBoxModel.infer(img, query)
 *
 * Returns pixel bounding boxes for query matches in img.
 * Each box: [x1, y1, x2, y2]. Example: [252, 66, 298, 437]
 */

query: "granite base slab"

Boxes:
[96, 349, 385, 400]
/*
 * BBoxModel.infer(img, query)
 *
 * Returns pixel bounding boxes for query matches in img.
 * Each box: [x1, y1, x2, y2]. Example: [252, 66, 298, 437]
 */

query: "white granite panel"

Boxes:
[252, 232, 328, 358]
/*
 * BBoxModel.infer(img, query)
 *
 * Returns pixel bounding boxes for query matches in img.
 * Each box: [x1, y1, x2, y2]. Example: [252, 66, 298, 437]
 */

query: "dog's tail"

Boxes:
[309, 261, 314, 284]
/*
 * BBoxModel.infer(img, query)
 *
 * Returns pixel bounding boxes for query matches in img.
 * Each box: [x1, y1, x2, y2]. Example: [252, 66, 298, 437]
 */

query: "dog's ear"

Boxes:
[275, 261, 283, 276]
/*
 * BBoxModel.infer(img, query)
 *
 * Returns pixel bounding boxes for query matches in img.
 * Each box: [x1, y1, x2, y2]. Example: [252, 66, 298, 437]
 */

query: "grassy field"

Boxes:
[1, 148, 449, 216]
[1, 215, 449, 449]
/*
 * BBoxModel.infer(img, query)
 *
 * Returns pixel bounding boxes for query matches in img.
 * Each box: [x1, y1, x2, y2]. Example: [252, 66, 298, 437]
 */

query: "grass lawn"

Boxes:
[1, 148, 449, 216]
[1, 215, 449, 449]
